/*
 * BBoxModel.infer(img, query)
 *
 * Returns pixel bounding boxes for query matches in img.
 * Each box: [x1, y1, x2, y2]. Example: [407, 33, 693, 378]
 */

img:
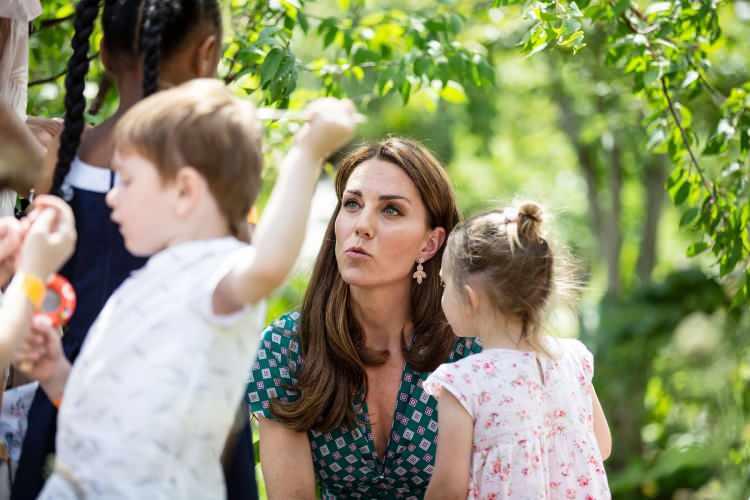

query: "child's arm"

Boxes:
[214, 98, 357, 312]
[592, 387, 612, 460]
[0, 196, 76, 370]
[14, 314, 70, 403]
[425, 390, 473, 500]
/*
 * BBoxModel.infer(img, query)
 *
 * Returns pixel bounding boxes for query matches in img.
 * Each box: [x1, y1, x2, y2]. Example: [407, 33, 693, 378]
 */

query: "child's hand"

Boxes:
[294, 98, 359, 162]
[17, 195, 76, 280]
[14, 315, 69, 395]
[0, 217, 22, 286]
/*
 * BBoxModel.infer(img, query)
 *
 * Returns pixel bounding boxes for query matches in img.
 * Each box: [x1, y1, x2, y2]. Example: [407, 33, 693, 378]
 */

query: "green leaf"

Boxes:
[323, 26, 338, 48]
[260, 48, 284, 87]
[297, 12, 309, 34]
[679, 207, 700, 227]
[673, 181, 691, 206]
[686, 241, 709, 257]
[440, 81, 467, 103]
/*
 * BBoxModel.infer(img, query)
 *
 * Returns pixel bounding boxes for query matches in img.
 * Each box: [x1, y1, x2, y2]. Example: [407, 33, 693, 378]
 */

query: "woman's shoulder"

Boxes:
[446, 336, 482, 363]
[258, 311, 303, 358]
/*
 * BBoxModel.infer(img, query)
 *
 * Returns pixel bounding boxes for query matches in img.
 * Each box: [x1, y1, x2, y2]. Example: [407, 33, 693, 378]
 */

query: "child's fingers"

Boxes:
[31, 314, 55, 334]
[27, 208, 56, 235]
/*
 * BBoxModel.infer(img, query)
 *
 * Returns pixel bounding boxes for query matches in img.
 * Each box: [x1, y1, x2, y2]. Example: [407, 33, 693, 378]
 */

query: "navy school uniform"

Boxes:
[11, 159, 258, 500]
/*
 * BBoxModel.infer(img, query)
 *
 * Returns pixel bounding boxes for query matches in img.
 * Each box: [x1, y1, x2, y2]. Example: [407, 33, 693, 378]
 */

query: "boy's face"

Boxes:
[107, 148, 179, 256]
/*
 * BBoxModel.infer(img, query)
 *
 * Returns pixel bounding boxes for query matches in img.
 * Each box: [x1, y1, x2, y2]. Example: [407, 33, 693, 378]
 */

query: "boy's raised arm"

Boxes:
[215, 99, 357, 311]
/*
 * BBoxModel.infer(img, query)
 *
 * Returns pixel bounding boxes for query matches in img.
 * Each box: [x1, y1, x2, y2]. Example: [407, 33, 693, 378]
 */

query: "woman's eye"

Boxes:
[343, 199, 360, 209]
[383, 205, 401, 216]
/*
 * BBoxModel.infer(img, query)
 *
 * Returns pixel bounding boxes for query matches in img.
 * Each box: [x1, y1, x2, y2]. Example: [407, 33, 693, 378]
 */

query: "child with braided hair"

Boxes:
[12, 1, 262, 499]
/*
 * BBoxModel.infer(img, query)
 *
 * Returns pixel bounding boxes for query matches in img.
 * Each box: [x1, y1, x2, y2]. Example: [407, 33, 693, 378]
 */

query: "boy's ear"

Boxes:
[173, 167, 206, 217]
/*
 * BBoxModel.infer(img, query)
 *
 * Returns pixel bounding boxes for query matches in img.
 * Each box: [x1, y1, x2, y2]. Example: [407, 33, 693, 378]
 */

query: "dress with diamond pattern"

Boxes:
[246, 312, 481, 499]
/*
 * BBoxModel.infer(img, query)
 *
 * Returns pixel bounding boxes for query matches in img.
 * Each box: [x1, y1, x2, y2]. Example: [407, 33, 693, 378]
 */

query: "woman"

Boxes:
[247, 138, 481, 499]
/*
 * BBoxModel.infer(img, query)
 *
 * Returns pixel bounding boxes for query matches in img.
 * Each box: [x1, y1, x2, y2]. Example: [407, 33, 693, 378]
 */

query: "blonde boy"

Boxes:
[19, 79, 358, 499]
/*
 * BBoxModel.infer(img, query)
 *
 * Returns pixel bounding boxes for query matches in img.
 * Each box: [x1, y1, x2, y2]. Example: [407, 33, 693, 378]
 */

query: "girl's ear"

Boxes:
[463, 283, 480, 313]
[194, 34, 219, 78]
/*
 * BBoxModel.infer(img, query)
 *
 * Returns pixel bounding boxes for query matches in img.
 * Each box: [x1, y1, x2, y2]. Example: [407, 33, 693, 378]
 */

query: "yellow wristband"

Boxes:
[21, 272, 46, 310]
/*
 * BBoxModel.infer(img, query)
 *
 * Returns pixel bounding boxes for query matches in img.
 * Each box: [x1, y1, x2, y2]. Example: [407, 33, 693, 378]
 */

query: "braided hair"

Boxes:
[51, 0, 221, 196]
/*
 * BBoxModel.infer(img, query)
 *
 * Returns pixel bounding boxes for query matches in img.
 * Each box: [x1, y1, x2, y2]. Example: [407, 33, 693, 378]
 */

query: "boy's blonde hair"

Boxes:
[444, 201, 578, 356]
[114, 79, 263, 236]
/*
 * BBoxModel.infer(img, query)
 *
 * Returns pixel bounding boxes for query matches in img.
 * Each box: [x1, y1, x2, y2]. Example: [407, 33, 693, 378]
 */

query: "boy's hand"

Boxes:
[14, 315, 70, 397]
[17, 195, 76, 280]
[0, 217, 22, 287]
[294, 98, 358, 163]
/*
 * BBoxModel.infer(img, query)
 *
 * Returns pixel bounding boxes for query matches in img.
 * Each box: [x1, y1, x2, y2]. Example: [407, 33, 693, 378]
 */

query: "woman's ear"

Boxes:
[418, 226, 447, 263]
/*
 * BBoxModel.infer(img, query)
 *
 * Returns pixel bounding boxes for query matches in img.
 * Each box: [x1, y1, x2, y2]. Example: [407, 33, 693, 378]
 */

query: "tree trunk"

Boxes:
[603, 142, 623, 297]
[636, 155, 667, 283]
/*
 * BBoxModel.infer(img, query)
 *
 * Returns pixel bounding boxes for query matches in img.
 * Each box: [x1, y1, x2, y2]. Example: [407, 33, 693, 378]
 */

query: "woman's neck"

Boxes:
[350, 281, 412, 353]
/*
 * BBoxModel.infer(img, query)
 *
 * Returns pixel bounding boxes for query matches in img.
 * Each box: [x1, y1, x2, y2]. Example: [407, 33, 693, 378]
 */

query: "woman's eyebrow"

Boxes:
[345, 189, 411, 203]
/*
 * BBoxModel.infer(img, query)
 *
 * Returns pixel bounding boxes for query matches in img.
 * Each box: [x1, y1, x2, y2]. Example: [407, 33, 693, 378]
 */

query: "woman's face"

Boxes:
[334, 158, 436, 289]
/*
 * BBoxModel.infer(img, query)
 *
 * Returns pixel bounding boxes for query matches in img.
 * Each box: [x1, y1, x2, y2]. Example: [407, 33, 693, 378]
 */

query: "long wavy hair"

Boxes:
[271, 138, 461, 432]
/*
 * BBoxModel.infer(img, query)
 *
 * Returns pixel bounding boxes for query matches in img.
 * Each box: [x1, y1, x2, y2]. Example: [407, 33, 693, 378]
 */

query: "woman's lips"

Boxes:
[345, 247, 371, 259]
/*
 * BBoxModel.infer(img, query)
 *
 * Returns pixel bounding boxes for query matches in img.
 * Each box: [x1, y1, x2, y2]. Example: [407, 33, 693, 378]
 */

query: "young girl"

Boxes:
[424, 202, 612, 500]
[17, 78, 358, 499]
[13, 1, 258, 498]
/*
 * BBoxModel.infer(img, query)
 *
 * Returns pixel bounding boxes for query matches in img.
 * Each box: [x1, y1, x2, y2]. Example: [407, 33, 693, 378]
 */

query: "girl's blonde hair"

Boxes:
[444, 201, 577, 355]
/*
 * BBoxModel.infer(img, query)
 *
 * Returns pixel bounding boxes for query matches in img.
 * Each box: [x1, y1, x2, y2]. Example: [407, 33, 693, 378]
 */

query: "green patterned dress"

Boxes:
[246, 312, 481, 499]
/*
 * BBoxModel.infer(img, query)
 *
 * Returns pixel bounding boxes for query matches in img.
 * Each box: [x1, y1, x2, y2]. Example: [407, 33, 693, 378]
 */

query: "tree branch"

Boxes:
[660, 77, 714, 198]
[28, 52, 99, 87]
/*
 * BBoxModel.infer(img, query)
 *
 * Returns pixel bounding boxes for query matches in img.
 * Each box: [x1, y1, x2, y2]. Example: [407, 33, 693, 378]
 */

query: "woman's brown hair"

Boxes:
[271, 137, 461, 432]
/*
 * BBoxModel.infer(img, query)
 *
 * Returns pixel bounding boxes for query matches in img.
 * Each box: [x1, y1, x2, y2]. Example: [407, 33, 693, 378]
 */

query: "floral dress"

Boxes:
[423, 338, 611, 500]
[246, 312, 481, 499]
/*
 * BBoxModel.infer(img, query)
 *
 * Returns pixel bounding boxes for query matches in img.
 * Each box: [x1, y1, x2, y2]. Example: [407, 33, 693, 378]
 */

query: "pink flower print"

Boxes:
[549, 481, 561, 489]
[444, 373, 455, 384]
[577, 475, 591, 487]
[521, 467, 529, 476]
[479, 391, 492, 404]
[486, 494, 497, 500]
[560, 462, 570, 477]
[512, 376, 525, 388]
[482, 360, 496, 375]
[502, 395, 514, 405]
[566, 489, 576, 499]
[491, 458, 503, 476]
[517, 409, 530, 421]
[554, 409, 566, 418]
[578, 373, 587, 386]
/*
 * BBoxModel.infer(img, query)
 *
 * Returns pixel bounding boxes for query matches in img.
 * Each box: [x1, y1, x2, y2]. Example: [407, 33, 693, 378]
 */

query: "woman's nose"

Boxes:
[354, 210, 375, 239]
